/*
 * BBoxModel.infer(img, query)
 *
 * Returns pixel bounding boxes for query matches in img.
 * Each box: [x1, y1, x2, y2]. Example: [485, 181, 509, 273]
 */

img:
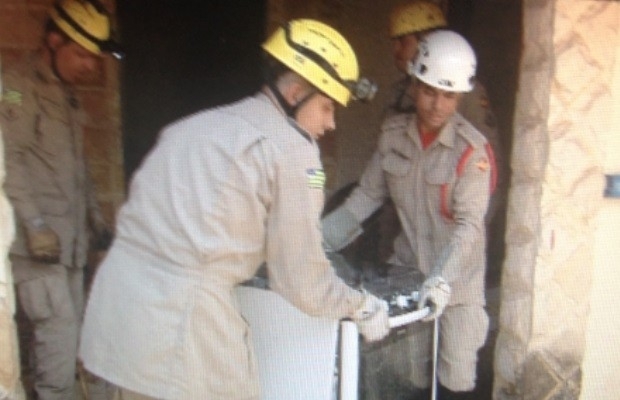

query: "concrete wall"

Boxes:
[581, 6, 620, 398]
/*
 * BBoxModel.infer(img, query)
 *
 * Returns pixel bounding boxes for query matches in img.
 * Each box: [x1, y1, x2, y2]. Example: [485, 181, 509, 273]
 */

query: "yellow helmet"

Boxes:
[389, 1, 447, 38]
[262, 19, 375, 106]
[49, 0, 123, 59]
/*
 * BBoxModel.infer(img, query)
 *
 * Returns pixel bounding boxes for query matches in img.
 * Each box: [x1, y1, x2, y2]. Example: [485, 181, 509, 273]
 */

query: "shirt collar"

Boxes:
[409, 114, 457, 150]
[32, 51, 60, 85]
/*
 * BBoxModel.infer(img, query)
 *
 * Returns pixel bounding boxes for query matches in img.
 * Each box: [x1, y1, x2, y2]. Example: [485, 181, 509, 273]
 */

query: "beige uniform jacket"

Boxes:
[386, 76, 504, 220]
[0, 127, 21, 398]
[343, 113, 491, 305]
[79, 93, 366, 400]
[0, 53, 101, 273]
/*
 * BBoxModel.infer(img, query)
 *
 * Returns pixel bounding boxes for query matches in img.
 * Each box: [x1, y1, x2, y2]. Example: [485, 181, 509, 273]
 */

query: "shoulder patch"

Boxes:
[381, 113, 410, 134]
[453, 113, 486, 149]
[2, 89, 22, 106]
[306, 168, 325, 189]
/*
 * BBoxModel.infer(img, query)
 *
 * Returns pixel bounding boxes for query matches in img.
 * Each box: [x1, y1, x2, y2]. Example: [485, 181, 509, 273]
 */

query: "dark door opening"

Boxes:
[117, 1, 267, 179]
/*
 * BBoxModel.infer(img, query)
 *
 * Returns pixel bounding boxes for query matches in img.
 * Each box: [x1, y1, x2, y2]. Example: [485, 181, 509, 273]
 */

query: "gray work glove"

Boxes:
[417, 276, 451, 322]
[352, 294, 390, 342]
[322, 208, 363, 252]
[25, 218, 60, 264]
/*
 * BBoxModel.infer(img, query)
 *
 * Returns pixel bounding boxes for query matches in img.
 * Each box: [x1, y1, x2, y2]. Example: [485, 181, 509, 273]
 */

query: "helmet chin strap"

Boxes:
[46, 41, 69, 84]
[267, 80, 316, 119]
[267, 81, 317, 141]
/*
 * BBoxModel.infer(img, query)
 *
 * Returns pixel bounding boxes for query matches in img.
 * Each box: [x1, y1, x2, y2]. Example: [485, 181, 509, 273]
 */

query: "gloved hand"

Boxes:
[25, 218, 60, 264]
[417, 276, 451, 322]
[352, 293, 390, 342]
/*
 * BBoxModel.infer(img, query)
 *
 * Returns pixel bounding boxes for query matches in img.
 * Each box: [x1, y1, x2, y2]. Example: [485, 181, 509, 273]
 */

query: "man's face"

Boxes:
[295, 93, 336, 140]
[52, 38, 101, 84]
[414, 81, 462, 132]
[392, 33, 419, 74]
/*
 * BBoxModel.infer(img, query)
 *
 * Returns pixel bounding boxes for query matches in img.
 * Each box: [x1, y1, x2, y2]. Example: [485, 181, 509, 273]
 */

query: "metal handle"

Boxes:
[388, 307, 431, 329]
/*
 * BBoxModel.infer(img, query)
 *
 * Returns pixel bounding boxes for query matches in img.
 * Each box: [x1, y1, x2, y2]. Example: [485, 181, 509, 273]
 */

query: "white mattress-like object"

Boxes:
[236, 286, 339, 400]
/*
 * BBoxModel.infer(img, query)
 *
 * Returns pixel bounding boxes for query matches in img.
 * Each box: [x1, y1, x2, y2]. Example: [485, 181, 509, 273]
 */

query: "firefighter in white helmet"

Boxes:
[0, 1, 120, 398]
[387, 1, 505, 225]
[79, 19, 388, 400]
[324, 30, 493, 399]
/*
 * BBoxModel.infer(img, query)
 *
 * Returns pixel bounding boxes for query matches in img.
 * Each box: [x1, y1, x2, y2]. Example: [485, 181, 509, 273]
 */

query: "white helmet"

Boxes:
[409, 30, 476, 92]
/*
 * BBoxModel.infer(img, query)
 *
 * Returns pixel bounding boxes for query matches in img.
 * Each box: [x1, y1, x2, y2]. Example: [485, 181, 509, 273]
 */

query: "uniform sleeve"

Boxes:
[431, 145, 491, 282]
[343, 146, 391, 223]
[265, 146, 365, 319]
[0, 70, 41, 222]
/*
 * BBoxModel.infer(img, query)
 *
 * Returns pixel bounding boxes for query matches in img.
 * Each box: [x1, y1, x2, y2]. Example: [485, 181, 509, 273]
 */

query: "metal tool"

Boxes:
[431, 316, 439, 400]
[339, 291, 431, 400]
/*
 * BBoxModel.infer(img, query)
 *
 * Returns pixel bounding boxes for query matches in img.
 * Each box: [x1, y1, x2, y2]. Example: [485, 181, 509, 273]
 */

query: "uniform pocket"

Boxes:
[424, 163, 452, 185]
[18, 278, 54, 321]
[424, 164, 454, 220]
[381, 151, 411, 177]
[17, 274, 75, 322]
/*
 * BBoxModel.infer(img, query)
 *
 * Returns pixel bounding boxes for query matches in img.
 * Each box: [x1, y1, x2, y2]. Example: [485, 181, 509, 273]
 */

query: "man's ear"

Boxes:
[46, 31, 67, 52]
[281, 80, 306, 107]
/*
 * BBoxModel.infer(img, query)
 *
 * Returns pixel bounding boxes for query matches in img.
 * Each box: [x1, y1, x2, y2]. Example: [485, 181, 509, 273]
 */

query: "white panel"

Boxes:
[236, 287, 339, 400]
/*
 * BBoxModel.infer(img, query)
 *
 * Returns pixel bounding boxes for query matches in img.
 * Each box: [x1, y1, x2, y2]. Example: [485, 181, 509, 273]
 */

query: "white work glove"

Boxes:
[417, 276, 451, 322]
[322, 208, 363, 252]
[352, 294, 390, 342]
[25, 217, 60, 264]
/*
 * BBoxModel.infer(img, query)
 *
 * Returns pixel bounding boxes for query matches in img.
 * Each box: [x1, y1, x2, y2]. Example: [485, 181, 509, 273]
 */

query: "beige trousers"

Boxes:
[12, 256, 82, 400]
[408, 304, 489, 392]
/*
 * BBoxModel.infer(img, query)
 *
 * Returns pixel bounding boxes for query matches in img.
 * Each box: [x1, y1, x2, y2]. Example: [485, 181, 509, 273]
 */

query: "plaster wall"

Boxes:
[495, 1, 618, 399]
[581, 7, 620, 398]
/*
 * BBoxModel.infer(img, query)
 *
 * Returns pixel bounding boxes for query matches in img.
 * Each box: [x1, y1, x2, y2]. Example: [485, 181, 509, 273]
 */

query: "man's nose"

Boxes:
[326, 115, 336, 132]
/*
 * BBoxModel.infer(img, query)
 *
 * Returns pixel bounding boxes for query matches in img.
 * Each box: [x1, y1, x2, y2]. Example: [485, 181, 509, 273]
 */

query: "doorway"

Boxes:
[117, 1, 267, 179]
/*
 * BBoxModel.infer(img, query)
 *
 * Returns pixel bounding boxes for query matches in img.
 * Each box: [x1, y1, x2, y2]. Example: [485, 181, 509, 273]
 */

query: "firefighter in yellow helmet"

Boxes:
[0, 1, 120, 398]
[78, 19, 388, 399]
